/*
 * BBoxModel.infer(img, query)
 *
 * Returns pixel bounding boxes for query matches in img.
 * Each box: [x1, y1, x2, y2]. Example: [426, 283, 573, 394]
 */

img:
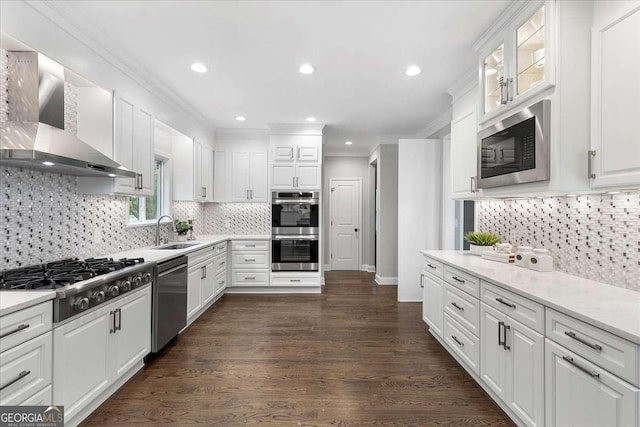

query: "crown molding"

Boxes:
[472, 0, 532, 52]
[415, 107, 452, 138]
[267, 123, 326, 136]
[446, 67, 478, 102]
[25, 0, 214, 131]
[215, 128, 270, 140]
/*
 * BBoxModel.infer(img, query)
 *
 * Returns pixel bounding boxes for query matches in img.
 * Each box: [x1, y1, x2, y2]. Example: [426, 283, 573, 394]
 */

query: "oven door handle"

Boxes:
[272, 235, 319, 240]
[272, 199, 318, 205]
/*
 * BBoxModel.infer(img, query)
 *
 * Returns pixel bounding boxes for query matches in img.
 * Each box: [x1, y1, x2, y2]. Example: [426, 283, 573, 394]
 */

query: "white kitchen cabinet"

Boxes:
[421, 272, 443, 338]
[230, 150, 268, 202]
[271, 163, 322, 190]
[201, 259, 216, 306]
[590, 3, 640, 189]
[230, 240, 270, 288]
[53, 287, 151, 422]
[77, 92, 155, 197]
[480, 301, 544, 427]
[187, 265, 203, 320]
[270, 135, 321, 163]
[187, 244, 225, 324]
[172, 135, 214, 202]
[450, 86, 479, 198]
[477, 1, 555, 124]
[213, 150, 226, 202]
[546, 338, 639, 427]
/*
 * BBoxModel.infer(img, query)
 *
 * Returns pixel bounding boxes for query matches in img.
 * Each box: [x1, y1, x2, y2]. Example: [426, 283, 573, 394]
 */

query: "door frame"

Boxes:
[329, 177, 363, 271]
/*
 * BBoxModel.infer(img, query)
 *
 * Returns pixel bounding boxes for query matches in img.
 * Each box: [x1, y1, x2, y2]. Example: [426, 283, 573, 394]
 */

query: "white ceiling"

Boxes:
[63, 0, 510, 154]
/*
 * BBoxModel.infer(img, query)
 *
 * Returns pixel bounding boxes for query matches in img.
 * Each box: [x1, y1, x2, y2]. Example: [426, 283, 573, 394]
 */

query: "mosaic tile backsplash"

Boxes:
[204, 203, 271, 235]
[478, 192, 640, 291]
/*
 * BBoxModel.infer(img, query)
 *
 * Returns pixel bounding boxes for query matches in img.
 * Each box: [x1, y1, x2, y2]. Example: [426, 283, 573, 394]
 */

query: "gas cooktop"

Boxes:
[0, 257, 146, 291]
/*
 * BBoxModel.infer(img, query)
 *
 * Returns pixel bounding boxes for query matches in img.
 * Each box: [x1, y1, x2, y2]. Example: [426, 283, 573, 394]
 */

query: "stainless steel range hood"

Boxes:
[0, 51, 136, 178]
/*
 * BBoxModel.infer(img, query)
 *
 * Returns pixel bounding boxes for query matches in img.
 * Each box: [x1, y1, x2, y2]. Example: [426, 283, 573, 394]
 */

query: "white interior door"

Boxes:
[330, 178, 361, 270]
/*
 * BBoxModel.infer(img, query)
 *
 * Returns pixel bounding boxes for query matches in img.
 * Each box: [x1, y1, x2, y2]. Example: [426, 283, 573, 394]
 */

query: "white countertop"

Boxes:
[0, 291, 56, 317]
[422, 250, 640, 345]
[107, 234, 271, 263]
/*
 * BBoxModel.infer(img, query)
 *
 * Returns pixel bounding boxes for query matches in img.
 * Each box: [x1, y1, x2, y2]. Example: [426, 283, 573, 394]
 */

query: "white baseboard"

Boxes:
[323, 264, 331, 272]
[360, 264, 376, 273]
[225, 286, 321, 294]
[375, 274, 397, 285]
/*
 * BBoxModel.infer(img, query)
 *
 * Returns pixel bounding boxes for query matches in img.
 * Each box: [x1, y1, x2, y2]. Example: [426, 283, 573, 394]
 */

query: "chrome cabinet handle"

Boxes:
[203, 266, 207, 279]
[290, 279, 301, 283]
[245, 259, 256, 262]
[110, 310, 116, 333]
[498, 321, 504, 347]
[201, 186, 206, 198]
[297, 146, 301, 160]
[451, 336, 464, 347]
[0, 323, 29, 339]
[588, 150, 596, 179]
[496, 297, 516, 309]
[507, 77, 514, 102]
[451, 302, 464, 311]
[245, 244, 256, 248]
[420, 274, 424, 288]
[0, 370, 31, 391]
[427, 264, 437, 269]
[503, 324, 510, 350]
[451, 276, 465, 284]
[246, 189, 249, 200]
[115, 308, 122, 332]
[245, 276, 255, 280]
[562, 356, 600, 378]
[293, 177, 296, 187]
[499, 76, 508, 105]
[564, 331, 603, 351]
[470, 176, 475, 193]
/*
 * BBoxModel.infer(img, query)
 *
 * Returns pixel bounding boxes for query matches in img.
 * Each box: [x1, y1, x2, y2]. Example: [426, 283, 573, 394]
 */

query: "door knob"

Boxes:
[354, 228, 358, 232]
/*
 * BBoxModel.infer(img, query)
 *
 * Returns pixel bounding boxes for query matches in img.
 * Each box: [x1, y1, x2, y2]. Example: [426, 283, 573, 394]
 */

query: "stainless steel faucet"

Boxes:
[156, 215, 177, 246]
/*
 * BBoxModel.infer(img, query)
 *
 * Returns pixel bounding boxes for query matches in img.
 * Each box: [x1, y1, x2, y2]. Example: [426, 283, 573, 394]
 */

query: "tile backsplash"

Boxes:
[478, 192, 640, 291]
[0, 167, 271, 270]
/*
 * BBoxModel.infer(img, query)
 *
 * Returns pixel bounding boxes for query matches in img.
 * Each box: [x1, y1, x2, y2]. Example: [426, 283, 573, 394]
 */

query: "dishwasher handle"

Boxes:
[158, 255, 188, 275]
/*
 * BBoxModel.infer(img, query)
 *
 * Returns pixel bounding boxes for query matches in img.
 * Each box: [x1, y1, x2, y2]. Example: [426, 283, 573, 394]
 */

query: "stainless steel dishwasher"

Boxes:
[152, 255, 188, 352]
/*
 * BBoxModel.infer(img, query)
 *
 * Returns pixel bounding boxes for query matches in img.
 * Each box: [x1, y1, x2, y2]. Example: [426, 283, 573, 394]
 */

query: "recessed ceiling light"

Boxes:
[235, 116, 246, 122]
[607, 191, 621, 194]
[108, 173, 116, 177]
[566, 194, 577, 197]
[190, 63, 208, 73]
[345, 141, 353, 146]
[42, 161, 54, 166]
[306, 117, 316, 122]
[405, 66, 422, 77]
[299, 64, 315, 74]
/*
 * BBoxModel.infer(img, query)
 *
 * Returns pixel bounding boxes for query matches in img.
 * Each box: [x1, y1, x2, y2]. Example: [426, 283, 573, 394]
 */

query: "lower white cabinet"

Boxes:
[53, 287, 151, 422]
[187, 244, 225, 323]
[230, 240, 270, 288]
[421, 272, 443, 338]
[546, 338, 639, 427]
[480, 302, 544, 427]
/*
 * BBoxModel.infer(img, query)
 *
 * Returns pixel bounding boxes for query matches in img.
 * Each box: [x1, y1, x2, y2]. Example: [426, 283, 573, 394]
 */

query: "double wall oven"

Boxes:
[271, 191, 319, 272]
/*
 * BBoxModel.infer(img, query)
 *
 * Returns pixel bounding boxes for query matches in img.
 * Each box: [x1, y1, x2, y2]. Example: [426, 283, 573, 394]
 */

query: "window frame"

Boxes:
[127, 155, 169, 226]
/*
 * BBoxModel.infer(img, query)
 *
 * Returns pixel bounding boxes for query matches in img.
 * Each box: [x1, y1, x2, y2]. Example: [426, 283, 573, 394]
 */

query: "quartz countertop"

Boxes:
[107, 234, 271, 264]
[422, 250, 640, 345]
[0, 291, 56, 317]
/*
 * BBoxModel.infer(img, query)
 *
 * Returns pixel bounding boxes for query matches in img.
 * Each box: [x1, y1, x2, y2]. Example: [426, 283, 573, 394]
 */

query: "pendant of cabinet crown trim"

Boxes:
[589, 3, 640, 189]
[77, 92, 155, 196]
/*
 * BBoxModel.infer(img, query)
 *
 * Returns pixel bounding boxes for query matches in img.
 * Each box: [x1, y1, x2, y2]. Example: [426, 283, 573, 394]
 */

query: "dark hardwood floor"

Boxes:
[83, 271, 513, 426]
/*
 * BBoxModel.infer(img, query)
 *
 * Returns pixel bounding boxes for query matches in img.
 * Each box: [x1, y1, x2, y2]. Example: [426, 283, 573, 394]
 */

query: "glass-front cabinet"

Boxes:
[478, 1, 554, 123]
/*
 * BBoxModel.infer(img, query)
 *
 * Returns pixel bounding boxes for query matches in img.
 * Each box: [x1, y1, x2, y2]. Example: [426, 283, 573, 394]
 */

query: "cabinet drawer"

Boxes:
[188, 245, 215, 264]
[232, 240, 269, 251]
[271, 275, 320, 287]
[444, 265, 479, 298]
[0, 301, 52, 353]
[232, 252, 269, 269]
[423, 256, 444, 280]
[232, 271, 269, 286]
[215, 273, 227, 294]
[213, 241, 227, 257]
[546, 308, 639, 387]
[214, 254, 227, 276]
[443, 313, 480, 375]
[0, 331, 52, 405]
[19, 384, 52, 406]
[481, 281, 544, 334]
[444, 283, 480, 337]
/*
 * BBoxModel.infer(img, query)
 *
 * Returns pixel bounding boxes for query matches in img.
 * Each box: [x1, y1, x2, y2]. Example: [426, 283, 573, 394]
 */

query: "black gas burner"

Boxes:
[0, 257, 146, 291]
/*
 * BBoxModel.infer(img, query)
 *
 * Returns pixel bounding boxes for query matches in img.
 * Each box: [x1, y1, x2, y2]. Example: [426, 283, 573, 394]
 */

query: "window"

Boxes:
[129, 159, 164, 223]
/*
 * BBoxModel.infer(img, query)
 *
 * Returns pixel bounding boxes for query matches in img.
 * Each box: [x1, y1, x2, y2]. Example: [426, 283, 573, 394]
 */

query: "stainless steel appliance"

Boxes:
[153, 256, 187, 352]
[0, 257, 155, 323]
[272, 191, 319, 271]
[272, 191, 319, 235]
[0, 51, 136, 178]
[477, 100, 550, 189]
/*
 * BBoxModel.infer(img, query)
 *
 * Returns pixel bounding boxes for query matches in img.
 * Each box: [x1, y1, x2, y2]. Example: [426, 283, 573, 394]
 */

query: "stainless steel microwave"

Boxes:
[477, 100, 550, 189]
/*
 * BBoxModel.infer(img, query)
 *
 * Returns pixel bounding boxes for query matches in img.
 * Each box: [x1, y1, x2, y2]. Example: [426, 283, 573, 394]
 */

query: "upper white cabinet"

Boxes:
[450, 85, 479, 199]
[271, 135, 321, 163]
[172, 135, 214, 202]
[271, 163, 321, 190]
[590, 3, 640, 189]
[230, 150, 268, 202]
[269, 129, 323, 190]
[78, 92, 155, 196]
[478, 1, 555, 124]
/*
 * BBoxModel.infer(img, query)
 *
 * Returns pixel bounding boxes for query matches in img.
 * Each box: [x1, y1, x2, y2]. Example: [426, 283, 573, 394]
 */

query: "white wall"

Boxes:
[323, 156, 372, 269]
[397, 139, 442, 301]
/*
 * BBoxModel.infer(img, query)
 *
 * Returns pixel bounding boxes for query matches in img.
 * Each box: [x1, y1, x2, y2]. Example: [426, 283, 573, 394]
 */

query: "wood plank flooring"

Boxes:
[83, 271, 513, 426]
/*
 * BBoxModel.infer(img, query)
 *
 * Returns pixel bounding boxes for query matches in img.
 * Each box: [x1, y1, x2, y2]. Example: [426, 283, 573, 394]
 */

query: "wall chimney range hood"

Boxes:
[0, 51, 136, 178]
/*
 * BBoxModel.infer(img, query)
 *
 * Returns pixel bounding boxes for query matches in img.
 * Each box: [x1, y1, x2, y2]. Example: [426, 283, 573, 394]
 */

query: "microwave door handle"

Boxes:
[273, 235, 318, 240]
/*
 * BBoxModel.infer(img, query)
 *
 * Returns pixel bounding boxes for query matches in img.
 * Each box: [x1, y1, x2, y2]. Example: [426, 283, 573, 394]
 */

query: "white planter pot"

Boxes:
[469, 244, 492, 256]
[177, 234, 187, 242]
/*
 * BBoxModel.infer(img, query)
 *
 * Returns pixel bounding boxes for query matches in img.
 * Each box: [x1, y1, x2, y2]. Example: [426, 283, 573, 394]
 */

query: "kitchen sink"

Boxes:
[153, 243, 201, 250]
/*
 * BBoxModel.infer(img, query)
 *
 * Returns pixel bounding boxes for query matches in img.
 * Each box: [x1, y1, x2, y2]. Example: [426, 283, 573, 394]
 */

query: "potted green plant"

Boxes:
[464, 232, 500, 256]
[175, 220, 192, 242]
